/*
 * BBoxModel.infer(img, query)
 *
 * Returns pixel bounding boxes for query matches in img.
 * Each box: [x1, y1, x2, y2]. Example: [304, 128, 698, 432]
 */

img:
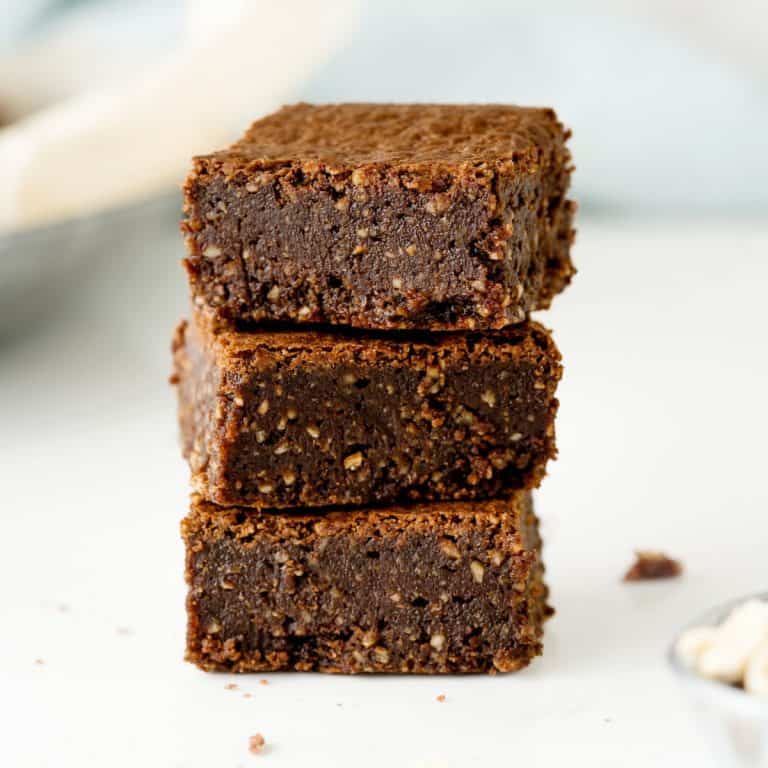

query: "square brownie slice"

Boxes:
[182, 103, 575, 331]
[183, 491, 550, 673]
[172, 311, 561, 509]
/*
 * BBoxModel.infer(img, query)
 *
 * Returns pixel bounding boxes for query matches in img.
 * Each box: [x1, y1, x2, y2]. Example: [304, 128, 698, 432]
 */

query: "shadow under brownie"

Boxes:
[172, 311, 561, 509]
[182, 103, 575, 331]
[183, 491, 550, 674]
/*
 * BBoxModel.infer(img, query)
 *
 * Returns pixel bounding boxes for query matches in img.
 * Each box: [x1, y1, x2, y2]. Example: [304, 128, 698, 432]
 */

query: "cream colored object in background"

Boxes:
[0, 0, 359, 233]
[746, 643, 768, 696]
[676, 599, 768, 691]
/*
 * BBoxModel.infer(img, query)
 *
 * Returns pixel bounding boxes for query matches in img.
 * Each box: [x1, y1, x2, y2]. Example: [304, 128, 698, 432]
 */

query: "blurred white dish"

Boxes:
[670, 593, 768, 766]
[0, 0, 358, 234]
[0, 192, 179, 338]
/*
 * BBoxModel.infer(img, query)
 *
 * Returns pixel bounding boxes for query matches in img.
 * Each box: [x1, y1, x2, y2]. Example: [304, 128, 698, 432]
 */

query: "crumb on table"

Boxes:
[436, 694, 446, 702]
[623, 551, 682, 581]
[249, 734, 266, 755]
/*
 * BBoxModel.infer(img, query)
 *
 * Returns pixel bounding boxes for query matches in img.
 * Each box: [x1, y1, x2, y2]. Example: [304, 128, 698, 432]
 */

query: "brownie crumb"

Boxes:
[116, 626, 133, 636]
[623, 551, 682, 581]
[249, 734, 266, 755]
[34, 658, 45, 666]
[436, 694, 446, 703]
[243, 692, 253, 699]
[259, 679, 269, 686]
[225, 683, 239, 691]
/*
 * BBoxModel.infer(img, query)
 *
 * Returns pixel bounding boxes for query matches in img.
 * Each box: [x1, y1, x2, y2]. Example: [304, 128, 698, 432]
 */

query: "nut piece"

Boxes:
[257, 399, 270, 416]
[698, 600, 768, 683]
[430, 633, 446, 652]
[306, 424, 320, 439]
[470, 560, 485, 584]
[745, 639, 768, 695]
[480, 390, 497, 407]
[343, 452, 364, 471]
[439, 539, 461, 559]
[676, 626, 717, 669]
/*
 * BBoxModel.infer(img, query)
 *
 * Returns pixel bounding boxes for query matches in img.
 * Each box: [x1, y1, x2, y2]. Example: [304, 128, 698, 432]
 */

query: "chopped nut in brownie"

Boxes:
[623, 551, 682, 581]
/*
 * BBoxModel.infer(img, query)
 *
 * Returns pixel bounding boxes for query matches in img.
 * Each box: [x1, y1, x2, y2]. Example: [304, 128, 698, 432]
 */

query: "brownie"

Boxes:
[182, 103, 575, 331]
[183, 491, 550, 673]
[623, 551, 683, 582]
[172, 311, 561, 509]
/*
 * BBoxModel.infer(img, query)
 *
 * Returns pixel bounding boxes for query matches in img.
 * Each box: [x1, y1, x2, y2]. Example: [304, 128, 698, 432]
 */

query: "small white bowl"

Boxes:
[669, 592, 768, 766]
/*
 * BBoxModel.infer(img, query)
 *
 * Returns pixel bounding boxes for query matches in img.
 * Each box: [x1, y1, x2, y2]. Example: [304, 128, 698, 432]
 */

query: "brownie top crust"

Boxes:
[185, 492, 537, 547]
[195, 311, 559, 372]
[199, 103, 570, 181]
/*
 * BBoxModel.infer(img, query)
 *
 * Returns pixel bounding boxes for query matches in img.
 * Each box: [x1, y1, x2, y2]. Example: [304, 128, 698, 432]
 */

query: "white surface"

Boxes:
[1, 216, 767, 767]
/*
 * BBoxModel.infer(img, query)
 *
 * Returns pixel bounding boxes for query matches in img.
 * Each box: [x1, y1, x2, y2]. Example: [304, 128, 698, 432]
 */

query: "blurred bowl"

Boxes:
[0, 192, 180, 340]
[669, 592, 768, 766]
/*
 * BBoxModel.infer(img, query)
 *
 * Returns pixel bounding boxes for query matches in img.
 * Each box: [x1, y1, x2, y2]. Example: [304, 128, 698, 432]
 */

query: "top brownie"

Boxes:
[182, 103, 575, 331]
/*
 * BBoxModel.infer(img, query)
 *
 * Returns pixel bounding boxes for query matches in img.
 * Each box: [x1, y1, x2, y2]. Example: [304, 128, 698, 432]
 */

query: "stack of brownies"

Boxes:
[173, 103, 575, 674]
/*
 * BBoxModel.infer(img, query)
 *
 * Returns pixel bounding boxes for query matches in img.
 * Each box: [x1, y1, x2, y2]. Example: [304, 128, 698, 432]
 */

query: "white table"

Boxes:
[2, 216, 766, 767]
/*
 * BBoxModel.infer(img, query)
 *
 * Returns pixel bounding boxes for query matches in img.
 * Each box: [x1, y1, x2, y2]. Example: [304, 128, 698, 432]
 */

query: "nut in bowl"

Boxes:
[669, 593, 768, 766]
